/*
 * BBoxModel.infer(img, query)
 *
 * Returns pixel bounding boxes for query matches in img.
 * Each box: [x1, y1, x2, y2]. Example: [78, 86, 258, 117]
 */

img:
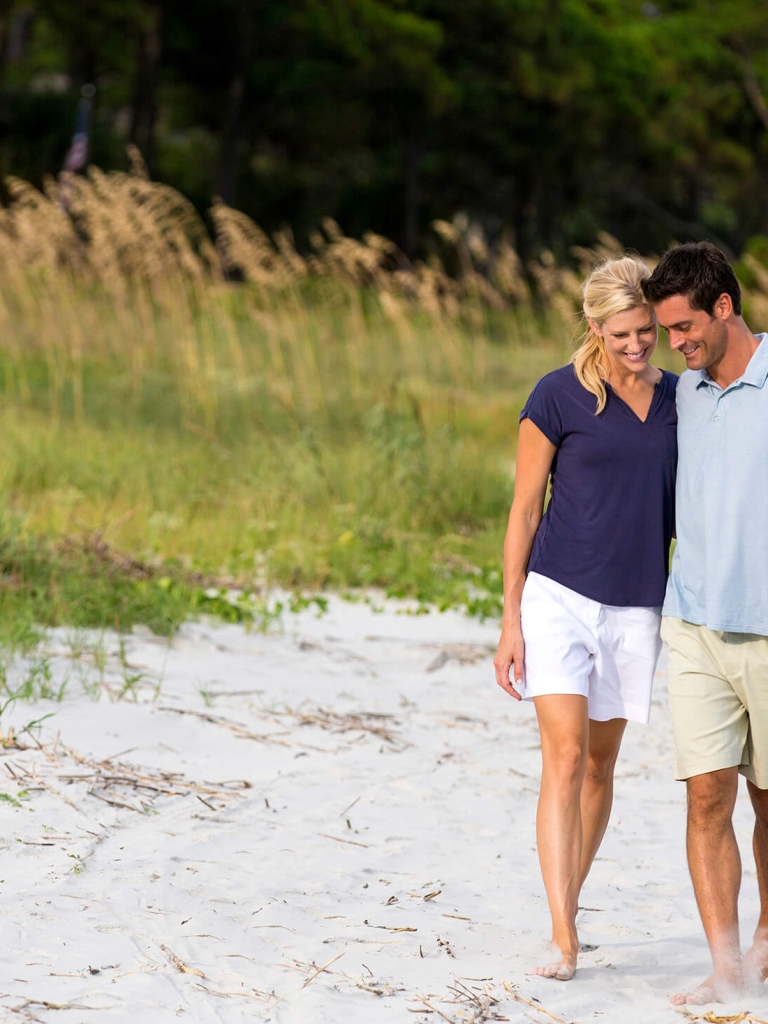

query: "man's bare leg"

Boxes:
[671, 767, 744, 1006]
[578, 718, 627, 889]
[743, 780, 768, 988]
[532, 695, 589, 981]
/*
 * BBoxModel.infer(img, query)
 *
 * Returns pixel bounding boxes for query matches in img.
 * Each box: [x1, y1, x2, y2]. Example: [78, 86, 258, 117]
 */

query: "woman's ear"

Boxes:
[586, 317, 602, 336]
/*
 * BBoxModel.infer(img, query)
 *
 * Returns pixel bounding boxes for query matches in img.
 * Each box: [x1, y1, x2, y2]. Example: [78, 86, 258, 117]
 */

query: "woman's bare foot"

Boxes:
[670, 969, 744, 1006]
[670, 976, 719, 1006]
[532, 942, 577, 981]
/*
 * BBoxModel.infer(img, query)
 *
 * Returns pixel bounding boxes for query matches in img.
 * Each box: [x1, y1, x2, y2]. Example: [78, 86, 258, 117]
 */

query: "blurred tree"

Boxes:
[160, 0, 451, 249]
[410, 0, 668, 255]
[1, 0, 768, 260]
[644, 0, 768, 249]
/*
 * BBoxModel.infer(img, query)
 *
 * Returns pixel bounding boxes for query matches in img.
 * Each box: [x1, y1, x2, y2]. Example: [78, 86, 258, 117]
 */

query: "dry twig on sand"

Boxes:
[409, 981, 507, 1024]
[1, 737, 250, 815]
[280, 706, 405, 746]
[160, 700, 406, 750]
[0, 727, 30, 751]
[161, 944, 205, 978]
[268, 952, 346, 1010]
[355, 980, 397, 997]
[502, 981, 570, 1024]
[447, 980, 508, 1022]
[20, 766, 82, 812]
[56, 740, 251, 805]
[411, 997, 457, 1023]
[9, 998, 104, 1018]
[157, 705, 291, 746]
[426, 643, 492, 673]
[317, 832, 370, 849]
[192, 984, 271, 1002]
[300, 952, 346, 989]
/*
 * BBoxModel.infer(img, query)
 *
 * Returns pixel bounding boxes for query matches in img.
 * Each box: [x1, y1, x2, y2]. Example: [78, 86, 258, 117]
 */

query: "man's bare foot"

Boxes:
[670, 971, 744, 1006]
[532, 943, 577, 981]
[743, 932, 768, 987]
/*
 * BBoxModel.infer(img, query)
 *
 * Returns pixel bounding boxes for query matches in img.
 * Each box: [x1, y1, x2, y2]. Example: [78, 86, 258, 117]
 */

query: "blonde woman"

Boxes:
[493, 256, 677, 980]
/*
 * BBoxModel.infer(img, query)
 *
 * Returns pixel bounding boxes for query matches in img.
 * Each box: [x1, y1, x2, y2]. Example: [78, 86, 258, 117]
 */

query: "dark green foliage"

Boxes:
[2, 1, 768, 256]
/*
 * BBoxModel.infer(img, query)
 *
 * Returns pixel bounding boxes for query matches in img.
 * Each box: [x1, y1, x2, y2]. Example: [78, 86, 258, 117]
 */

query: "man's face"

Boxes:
[653, 293, 728, 372]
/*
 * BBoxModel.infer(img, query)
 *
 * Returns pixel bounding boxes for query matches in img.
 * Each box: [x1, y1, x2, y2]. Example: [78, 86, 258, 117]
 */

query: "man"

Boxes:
[643, 241, 768, 1006]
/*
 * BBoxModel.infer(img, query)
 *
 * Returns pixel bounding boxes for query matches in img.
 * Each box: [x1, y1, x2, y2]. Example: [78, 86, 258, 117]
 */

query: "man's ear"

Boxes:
[714, 292, 734, 319]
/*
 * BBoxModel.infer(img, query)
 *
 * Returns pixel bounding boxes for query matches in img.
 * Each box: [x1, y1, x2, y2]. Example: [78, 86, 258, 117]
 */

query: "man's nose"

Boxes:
[668, 331, 685, 350]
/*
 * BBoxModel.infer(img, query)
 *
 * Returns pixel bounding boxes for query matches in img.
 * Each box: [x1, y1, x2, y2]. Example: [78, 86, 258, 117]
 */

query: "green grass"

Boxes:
[0, 272, 683, 653]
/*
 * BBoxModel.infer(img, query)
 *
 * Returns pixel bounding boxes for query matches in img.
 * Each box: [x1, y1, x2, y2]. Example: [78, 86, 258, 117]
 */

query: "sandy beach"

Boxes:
[1, 596, 766, 1024]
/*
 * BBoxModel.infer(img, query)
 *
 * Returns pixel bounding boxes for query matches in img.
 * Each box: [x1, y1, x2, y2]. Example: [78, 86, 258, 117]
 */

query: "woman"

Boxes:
[493, 256, 677, 981]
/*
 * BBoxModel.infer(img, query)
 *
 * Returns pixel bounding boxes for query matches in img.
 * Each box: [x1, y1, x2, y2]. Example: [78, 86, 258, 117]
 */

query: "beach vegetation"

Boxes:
[0, 166, 766, 709]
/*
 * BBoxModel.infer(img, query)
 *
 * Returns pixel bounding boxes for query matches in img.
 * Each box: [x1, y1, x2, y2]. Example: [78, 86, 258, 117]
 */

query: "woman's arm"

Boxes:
[493, 418, 557, 699]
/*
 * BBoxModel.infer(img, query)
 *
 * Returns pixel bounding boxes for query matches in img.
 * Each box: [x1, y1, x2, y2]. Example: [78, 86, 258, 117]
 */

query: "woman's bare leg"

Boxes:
[532, 694, 590, 980]
[578, 718, 627, 889]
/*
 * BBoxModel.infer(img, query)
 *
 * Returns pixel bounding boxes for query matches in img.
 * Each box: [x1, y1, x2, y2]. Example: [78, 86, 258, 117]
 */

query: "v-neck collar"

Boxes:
[606, 372, 665, 424]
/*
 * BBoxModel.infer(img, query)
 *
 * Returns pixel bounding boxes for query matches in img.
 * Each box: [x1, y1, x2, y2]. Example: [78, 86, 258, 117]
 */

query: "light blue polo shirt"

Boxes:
[664, 332, 768, 635]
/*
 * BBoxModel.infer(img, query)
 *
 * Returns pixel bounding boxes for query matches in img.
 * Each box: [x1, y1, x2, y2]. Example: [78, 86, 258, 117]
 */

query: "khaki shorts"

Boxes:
[661, 617, 768, 787]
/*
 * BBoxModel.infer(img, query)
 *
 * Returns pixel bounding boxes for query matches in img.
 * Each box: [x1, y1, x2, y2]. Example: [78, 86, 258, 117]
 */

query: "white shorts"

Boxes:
[518, 572, 661, 724]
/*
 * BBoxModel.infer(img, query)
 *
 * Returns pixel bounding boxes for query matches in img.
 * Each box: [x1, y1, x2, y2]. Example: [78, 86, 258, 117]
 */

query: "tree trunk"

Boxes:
[740, 59, 768, 133]
[403, 123, 425, 259]
[0, 0, 13, 82]
[128, 2, 162, 176]
[216, 72, 245, 204]
[215, 1, 254, 206]
[2, 3, 34, 74]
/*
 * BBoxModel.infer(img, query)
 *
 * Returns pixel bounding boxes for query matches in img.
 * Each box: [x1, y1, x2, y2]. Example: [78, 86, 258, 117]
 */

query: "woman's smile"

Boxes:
[622, 347, 651, 363]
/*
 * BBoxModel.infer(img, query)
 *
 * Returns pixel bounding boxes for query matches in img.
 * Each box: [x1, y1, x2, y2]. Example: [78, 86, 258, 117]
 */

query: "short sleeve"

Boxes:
[520, 372, 565, 447]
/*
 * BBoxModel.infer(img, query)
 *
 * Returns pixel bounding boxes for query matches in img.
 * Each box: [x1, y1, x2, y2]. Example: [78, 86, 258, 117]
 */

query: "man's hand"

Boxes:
[494, 624, 525, 700]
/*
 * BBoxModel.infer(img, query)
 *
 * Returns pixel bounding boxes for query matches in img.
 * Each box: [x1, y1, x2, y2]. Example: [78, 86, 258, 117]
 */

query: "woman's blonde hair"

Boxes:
[572, 256, 652, 413]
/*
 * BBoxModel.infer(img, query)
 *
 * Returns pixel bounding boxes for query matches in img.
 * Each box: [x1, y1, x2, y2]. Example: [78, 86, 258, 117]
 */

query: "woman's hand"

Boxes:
[494, 623, 525, 700]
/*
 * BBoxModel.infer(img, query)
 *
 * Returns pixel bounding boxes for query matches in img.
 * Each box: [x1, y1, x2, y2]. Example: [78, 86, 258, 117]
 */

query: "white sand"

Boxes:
[0, 596, 766, 1024]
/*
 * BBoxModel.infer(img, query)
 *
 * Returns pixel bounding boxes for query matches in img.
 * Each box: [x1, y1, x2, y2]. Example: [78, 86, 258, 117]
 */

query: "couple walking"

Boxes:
[494, 242, 768, 1005]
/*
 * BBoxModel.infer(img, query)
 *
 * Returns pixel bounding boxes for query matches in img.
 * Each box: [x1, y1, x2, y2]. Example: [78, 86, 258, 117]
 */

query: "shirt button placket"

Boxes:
[704, 390, 723, 573]
[713, 393, 722, 423]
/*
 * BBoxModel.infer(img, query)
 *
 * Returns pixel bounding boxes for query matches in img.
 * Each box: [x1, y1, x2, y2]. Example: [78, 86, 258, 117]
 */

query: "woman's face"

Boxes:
[590, 305, 658, 375]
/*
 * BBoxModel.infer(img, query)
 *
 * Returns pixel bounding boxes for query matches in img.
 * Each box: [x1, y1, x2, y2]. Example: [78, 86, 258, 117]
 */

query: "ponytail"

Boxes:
[572, 324, 610, 414]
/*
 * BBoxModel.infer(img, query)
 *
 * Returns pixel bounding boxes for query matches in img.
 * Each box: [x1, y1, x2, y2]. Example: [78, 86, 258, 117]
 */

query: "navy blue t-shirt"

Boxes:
[520, 365, 677, 607]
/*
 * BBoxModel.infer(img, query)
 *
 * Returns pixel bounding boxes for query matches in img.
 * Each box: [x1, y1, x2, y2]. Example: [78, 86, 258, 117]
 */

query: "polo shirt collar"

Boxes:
[695, 332, 768, 390]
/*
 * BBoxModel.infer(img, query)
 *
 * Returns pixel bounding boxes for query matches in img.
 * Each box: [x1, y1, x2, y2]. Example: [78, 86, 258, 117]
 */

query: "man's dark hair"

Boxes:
[641, 241, 742, 316]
